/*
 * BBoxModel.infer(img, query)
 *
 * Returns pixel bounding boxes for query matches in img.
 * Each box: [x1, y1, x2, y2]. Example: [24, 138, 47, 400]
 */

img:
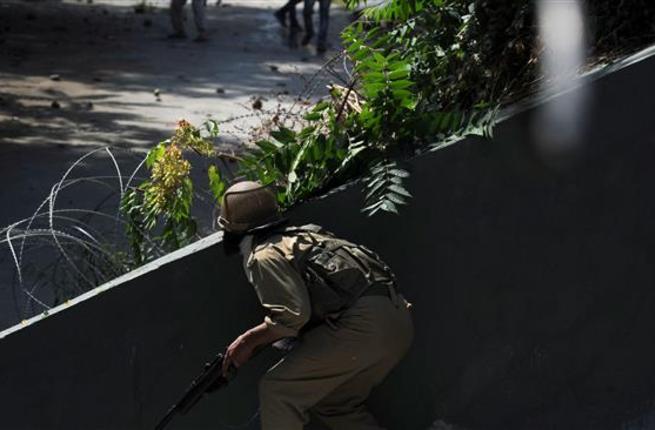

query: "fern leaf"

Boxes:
[362, 159, 412, 217]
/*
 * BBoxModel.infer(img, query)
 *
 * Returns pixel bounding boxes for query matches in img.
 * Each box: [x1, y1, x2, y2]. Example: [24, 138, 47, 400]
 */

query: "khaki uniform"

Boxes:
[243, 227, 413, 430]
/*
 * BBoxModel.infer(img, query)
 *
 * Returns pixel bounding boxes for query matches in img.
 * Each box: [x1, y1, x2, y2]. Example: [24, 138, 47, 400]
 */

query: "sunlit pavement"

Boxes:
[0, 0, 349, 150]
[0, 0, 350, 221]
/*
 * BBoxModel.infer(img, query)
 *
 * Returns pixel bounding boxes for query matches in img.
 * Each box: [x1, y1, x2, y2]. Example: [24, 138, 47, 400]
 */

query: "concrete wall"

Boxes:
[2, 49, 655, 430]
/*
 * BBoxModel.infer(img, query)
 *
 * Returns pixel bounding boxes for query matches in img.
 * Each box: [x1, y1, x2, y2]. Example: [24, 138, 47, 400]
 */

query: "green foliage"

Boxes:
[207, 2, 509, 217]
[238, 101, 358, 208]
[338, 11, 502, 214]
[345, 0, 435, 20]
[208, 165, 226, 204]
[120, 120, 219, 266]
[124, 0, 655, 264]
[127, 1, 538, 234]
[362, 160, 412, 216]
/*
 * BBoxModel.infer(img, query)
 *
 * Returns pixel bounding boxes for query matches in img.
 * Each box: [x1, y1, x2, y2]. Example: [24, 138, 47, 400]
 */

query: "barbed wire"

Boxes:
[0, 147, 171, 320]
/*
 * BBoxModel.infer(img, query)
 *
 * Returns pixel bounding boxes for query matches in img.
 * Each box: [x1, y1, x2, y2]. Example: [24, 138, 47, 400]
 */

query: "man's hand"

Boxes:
[222, 334, 254, 376]
[221, 322, 286, 376]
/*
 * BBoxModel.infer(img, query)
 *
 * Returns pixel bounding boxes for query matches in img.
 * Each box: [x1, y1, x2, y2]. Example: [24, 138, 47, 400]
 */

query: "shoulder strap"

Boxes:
[253, 224, 332, 246]
[281, 224, 325, 235]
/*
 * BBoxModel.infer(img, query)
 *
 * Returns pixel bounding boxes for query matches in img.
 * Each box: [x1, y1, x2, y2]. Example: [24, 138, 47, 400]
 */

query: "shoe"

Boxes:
[301, 31, 314, 46]
[274, 9, 287, 27]
[290, 20, 303, 32]
[167, 31, 187, 39]
[194, 33, 209, 42]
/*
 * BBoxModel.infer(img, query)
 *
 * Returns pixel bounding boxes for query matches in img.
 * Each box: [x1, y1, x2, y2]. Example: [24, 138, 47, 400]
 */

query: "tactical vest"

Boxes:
[256, 224, 397, 322]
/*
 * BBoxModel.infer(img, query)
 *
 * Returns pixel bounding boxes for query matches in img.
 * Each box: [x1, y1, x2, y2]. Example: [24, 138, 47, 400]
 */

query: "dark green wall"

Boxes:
[2, 51, 655, 430]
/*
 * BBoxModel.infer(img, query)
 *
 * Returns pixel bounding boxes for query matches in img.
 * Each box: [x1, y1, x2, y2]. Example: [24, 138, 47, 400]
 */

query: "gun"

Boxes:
[155, 353, 235, 430]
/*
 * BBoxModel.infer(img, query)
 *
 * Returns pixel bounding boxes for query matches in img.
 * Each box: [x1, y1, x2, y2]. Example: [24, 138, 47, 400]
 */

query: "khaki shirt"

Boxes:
[243, 233, 312, 337]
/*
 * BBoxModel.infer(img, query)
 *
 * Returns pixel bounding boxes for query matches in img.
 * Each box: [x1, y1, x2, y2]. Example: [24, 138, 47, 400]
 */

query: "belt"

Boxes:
[361, 282, 394, 298]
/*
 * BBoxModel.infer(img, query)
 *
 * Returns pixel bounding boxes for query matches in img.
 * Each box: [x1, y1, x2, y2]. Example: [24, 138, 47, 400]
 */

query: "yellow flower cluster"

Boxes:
[149, 143, 191, 210]
[171, 119, 214, 157]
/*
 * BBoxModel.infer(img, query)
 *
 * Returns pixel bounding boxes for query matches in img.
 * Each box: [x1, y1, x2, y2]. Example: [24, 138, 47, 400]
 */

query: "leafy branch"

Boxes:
[119, 119, 221, 266]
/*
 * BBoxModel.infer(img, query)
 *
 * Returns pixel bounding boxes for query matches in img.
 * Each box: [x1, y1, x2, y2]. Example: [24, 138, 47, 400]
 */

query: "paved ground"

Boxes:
[0, 0, 349, 218]
[0, 0, 348, 144]
[0, 0, 350, 328]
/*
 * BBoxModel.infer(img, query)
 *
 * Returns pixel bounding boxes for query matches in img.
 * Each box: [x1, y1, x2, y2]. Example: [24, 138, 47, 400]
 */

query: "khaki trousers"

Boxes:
[259, 295, 414, 429]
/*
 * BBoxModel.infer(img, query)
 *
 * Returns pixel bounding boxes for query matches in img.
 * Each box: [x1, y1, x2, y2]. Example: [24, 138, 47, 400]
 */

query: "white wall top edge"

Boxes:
[499, 44, 655, 121]
[0, 231, 225, 340]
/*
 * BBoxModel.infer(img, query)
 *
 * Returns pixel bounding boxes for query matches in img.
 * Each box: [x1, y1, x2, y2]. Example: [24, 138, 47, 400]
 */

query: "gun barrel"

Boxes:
[154, 405, 177, 430]
[154, 353, 230, 430]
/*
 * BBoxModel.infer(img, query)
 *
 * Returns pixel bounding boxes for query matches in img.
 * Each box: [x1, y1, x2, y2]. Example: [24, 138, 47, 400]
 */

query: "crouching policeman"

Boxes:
[219, 181, 413, 430]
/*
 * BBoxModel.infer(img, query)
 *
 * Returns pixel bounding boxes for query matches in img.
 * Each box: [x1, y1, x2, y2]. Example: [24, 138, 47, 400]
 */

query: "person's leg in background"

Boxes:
[288, 0, 303, 30]
[275, 0, 303, 30]
[302, 0, 316, 46]
[169, 0, 187, 38]
[316, 0, 331, 52]
[274, 0, 290, 27]
[191, 0, 208, 41]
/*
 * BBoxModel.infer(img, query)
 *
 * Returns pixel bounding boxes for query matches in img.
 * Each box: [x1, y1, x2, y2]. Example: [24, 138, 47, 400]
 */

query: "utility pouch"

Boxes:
[286, 224, 397, 321]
